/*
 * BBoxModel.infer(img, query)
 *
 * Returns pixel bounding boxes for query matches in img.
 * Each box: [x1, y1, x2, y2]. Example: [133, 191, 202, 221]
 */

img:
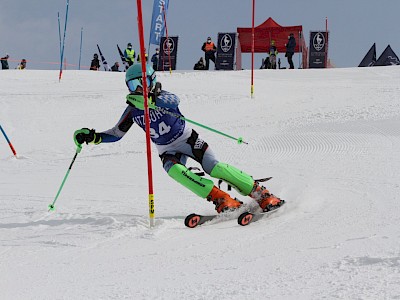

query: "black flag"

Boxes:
[358, 43, 376, 67]
[96, 44, 110, 71]
[117, 44, 129, 71]
[375, 45, 400, 66]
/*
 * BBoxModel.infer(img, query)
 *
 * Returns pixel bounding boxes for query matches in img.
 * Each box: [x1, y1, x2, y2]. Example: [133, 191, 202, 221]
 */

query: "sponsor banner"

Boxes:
[158, 36, 178, 70]
[309, 31, 329, 68]
[149, 0, 170, 46]
[216, 32, 236, 70]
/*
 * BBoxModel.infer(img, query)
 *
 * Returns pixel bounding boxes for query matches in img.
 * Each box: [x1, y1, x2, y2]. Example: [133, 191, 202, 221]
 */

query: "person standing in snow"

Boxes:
[285, 33, 296, 69]
[137, 48, 148, 63]
[124, 43, 136, 66]
[73, 63, 282, 214]
[269, 40, 278, 69]
[90, 54, 100, 71]
[1, 54, 10, 70]
[201, 37, 217, 70]
[151, 48, 159, 71]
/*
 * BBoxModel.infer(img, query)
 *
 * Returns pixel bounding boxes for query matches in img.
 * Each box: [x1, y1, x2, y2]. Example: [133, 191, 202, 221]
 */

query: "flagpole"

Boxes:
[78, 27, 83, 70]
[136, 0, 156, 228]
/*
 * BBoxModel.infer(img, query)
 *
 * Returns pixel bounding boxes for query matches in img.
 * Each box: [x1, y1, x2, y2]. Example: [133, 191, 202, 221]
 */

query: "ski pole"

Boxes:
[178, 114, 248, 145]
[0, 125, 17, 157]
[157, 107, 248, 144]
[48, 146, 81, 211]
[127, 95, 248, 144]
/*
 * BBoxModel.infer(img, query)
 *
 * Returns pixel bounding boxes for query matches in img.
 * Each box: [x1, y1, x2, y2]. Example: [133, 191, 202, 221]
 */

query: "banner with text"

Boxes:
[149, 0, 170, 46]
[159, 36, 178, 70]
[309, 31, 329, 68]
[215, 32, 236, 70]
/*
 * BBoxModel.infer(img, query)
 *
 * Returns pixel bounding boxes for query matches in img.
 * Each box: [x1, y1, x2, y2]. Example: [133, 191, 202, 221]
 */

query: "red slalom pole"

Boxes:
[136, 0, 155, 228]
[0, 125, 17, 157]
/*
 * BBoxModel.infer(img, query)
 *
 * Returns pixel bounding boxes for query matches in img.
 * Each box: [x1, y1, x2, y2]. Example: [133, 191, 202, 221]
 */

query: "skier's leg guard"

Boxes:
[167, 162, 242, 213]
[210, 162, 255, 196]
[167, 163, 214, 198]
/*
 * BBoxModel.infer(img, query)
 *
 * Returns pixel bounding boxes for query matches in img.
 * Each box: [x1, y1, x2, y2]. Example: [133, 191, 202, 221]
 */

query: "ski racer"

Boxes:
[73, 63, 282, 213]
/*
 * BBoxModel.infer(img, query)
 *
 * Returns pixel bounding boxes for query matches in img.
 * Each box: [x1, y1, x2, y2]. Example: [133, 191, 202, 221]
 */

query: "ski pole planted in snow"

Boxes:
[48, 146, 81, 211]
[0, 125, 17, 157]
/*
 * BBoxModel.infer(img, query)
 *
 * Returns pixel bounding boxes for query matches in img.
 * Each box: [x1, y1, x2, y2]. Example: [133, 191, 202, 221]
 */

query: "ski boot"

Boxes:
[207, 186, 242, 213]
[249, 182, 283, 212]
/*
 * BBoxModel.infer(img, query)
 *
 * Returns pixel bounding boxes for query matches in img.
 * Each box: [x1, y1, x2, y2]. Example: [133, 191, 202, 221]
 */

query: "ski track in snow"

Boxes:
[1, 68, 400, 299]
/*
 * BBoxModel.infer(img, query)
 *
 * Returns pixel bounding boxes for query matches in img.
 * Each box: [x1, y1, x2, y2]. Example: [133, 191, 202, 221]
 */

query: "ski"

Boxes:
[184, 204, 252, 228]
[237, 200, 285, 226]
[184, 213, 218, 228]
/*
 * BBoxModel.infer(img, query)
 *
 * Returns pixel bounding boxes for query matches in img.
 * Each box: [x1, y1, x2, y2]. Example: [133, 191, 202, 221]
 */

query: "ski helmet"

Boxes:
[125, 63, 157, 93]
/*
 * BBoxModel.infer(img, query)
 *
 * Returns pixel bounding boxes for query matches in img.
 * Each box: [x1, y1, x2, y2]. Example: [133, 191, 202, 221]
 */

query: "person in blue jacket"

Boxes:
[73, 63, 282, 213]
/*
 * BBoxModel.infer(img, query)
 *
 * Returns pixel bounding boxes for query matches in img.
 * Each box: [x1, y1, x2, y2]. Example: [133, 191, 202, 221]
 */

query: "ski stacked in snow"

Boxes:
[184, 200, 285, 228]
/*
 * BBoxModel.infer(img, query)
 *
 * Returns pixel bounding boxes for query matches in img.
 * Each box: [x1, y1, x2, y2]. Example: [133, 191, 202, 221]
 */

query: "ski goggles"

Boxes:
[126, 70, 156, 93]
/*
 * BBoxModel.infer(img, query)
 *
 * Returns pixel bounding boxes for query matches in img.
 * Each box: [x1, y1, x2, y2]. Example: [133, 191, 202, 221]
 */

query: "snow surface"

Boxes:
[1, 67, 400, 299]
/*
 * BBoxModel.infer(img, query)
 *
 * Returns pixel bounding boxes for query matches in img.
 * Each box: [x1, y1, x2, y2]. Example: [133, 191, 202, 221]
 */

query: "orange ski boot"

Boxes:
[207, 186, 242, 213]
[249, 182, 282, 212]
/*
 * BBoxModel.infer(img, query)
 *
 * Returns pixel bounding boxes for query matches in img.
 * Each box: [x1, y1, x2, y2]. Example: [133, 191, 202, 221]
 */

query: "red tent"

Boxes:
[236, 17, 307, 68]
[237, 17, 303, 52]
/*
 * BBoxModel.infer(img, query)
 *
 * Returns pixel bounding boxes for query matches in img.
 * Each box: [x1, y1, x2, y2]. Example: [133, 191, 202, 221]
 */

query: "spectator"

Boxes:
[194, 57, 206, 70]
[260, 57, 271, 69]
[285, 33, 296, 69]
[124, 43, 135, 66]
[137, 48, 148, 63]
[151, 48, 159, 71]
[111, 62, 120, 72]
[269, 40, 278, 69]
[17, 59, 27, 70]
[1, 54, 10, 70]
[90, 53, 100, 71]
[201, 37, 217, 70]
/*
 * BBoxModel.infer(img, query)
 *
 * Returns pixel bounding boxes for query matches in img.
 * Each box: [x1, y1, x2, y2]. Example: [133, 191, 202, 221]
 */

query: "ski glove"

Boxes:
[73, 128, 102, 147]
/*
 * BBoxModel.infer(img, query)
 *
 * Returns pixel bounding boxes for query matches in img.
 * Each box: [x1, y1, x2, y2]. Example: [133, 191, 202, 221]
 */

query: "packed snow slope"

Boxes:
[1, 67, 400, 299]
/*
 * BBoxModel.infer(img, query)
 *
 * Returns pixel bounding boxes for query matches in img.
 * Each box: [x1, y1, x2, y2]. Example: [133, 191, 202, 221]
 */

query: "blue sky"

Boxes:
[1, 0, 400, 70]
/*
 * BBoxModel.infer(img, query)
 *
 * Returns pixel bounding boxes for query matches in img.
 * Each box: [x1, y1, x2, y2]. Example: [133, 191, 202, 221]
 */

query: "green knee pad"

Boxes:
[167, 164, 214, 198]
[210, 162, 254, 196]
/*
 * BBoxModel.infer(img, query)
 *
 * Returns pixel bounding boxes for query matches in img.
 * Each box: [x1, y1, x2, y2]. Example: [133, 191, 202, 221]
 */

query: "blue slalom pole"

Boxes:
[59, 0, 70, 81]
[0, 125, 17, 157]
[78, 27, 83, 70]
